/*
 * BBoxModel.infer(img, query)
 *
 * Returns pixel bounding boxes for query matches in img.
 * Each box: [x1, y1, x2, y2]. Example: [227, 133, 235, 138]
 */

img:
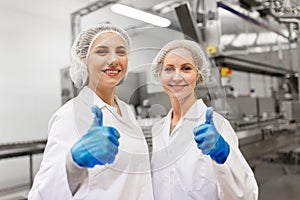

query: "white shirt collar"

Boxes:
[161, 99, 207, 141]
[166, 99, 207, 121]
[79, 86, 105, 108]
[184, 99, 207, 120]
[79, 86, 121, 114]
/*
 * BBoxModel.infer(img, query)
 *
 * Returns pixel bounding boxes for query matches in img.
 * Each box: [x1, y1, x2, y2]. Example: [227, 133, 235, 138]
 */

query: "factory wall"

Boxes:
[0, 8, 70, 189]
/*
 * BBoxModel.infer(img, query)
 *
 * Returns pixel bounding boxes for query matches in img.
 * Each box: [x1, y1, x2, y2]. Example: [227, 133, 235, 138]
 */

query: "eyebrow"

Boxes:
[94, 46, 108, 50]
[182, 63, 194, 66]
[116, 46, 126, 49]
[94, 45, 126, 50]
[163, 64, 174, 66]
[164, 62, 194, 66]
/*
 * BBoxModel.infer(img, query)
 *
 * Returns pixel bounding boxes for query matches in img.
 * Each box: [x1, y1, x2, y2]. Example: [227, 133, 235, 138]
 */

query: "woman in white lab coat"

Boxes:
[28, 24, 153, 200]
[150, 40, 258, 200]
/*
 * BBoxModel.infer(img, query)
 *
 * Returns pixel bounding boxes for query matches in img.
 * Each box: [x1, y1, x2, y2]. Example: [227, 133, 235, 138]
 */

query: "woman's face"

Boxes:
[86, 32, 128, 90]
[160, 48, 199, 100]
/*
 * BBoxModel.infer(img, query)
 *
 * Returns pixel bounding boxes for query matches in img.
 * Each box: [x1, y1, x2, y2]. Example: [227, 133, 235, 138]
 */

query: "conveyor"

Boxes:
[237, 121, 300, 170]
[0, 140, 46, 186]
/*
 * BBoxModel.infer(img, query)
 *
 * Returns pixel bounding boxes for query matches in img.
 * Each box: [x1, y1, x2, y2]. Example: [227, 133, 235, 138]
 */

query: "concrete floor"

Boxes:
[0, 184, 28, 200]
[259, 175, 300, 200]
[255, 162, 300, 200]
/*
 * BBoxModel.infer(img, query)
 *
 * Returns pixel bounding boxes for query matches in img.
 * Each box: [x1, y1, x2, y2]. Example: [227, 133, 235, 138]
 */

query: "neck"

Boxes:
[89, 85, 116, 106]
[170, 94, 196, 124]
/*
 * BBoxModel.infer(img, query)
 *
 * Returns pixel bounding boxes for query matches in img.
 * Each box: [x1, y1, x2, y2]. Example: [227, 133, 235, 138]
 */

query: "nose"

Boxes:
[107, 52, 119, 66]
[172, 71, 183, 82]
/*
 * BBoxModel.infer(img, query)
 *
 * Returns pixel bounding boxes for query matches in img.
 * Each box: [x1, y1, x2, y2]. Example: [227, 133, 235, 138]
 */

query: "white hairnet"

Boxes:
[151, 40, 210, 83]
[70, 24, 131, 88]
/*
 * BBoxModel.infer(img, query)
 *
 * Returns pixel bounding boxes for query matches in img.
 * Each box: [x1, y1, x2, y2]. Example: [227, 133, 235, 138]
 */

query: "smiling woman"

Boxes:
[28, 24, 154, 200]
[86, 32, 128, 96]
[150, 40, 258, 200]
[160, 48, 199, 100]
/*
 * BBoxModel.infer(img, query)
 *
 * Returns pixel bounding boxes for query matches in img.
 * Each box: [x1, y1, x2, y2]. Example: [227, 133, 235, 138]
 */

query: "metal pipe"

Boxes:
[297, 35, 300, 100]
[217, 1, 290, 39]
[279, 18, 300, 32]
[29, 154, 33, 186]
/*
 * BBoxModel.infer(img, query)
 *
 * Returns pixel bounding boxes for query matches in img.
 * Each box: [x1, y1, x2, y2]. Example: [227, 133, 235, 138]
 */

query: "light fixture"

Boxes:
[111, 3, 171, 27]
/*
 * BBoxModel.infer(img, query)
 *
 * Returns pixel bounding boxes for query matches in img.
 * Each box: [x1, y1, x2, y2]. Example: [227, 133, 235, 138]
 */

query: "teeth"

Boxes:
[104, 70, 120, 73]
[169, 85, 187, 87]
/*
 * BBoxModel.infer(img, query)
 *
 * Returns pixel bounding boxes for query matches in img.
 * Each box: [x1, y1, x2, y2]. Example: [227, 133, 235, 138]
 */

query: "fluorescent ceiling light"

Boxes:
[111, 4, 171, 27]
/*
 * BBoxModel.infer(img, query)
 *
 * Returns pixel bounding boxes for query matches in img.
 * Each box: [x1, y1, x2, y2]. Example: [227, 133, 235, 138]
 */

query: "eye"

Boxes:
[163, 66, 175, 72]
[182, 65, 192, 71]
[116, 49, 127, 56]
[95, 49, 107, 55]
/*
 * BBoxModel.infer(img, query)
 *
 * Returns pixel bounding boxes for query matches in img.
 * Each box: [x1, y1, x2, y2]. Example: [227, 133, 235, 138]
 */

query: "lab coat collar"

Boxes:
[184, 99, 207, 120]
[79, 86, 120, 113]
[161, 99, 207, 140]
[166, 99, 207, 121]
[79, 87, 134, 129]
[79, 86, 106, 109]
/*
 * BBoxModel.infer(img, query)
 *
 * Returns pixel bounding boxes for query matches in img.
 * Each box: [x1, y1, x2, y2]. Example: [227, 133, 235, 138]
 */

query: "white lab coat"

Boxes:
[28, 87, 154, 200]
[151, 99, 258, 200]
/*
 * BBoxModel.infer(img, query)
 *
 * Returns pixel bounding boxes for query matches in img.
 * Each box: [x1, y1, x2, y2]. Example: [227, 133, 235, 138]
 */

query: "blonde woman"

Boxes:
[151, 40, 258, 200]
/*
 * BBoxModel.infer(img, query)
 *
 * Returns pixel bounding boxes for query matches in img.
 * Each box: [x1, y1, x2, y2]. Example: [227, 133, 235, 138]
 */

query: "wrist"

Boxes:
[71, 145, 86, 167]
[209, 137, 230, 164]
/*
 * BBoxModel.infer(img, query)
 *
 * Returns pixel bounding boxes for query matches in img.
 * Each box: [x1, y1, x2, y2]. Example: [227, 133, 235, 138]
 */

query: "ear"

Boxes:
[197, 73, 203, 83]
[80, 56, 90, 86]
[80, 56, 86, 64]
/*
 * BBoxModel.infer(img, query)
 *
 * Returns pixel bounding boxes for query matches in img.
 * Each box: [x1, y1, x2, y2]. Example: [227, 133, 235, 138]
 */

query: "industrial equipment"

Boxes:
[66, 0, 300, 172]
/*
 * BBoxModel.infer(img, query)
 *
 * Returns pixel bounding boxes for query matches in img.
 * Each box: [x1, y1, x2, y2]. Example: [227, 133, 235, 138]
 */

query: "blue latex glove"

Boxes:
[193, 107, 230, 164]
[71, 105, 120, 168]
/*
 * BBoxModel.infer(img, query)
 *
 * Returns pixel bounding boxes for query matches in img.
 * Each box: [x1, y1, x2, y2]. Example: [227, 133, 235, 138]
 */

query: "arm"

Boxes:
[213, 119, 258, 199]
[28, 105, 120, 199]
[28, 113, 75, 200]
[194, 108, 258, 200]
[66, 105, 119, 193]
[65, 152, 88, 195]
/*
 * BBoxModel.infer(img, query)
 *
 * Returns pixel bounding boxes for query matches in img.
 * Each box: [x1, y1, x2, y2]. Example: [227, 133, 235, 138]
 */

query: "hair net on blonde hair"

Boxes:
[151, 40, 210, 83]
[70, 24, 131, 88]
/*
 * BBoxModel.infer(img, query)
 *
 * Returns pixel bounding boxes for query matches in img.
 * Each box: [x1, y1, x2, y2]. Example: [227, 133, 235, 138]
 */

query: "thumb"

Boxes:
[205, 107, 214, 124]
[92, 105, 103, 126]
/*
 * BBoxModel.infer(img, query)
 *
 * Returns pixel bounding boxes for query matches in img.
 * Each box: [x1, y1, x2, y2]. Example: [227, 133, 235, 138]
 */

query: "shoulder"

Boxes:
[117, 99, 130, 111]
[48, 97, 83, 138]
[49, 99, 74, 125]
[47, 97, 90, 145]
[152, 117, 166, 134]
[117, 99, 138, 121]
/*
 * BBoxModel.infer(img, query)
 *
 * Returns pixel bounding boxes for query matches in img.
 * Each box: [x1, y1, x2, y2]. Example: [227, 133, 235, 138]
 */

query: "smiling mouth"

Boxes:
[100, 69, 122, 75]
[167, 84, 189, 87]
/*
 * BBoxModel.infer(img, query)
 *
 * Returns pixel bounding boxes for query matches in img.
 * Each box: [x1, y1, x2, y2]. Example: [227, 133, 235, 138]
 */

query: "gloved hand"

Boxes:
[71, 105, 120, 168]
[193, 107, 230, 164]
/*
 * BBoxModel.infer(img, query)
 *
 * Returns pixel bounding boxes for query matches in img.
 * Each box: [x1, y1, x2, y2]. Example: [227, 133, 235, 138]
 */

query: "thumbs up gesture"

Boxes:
[71, 105, 120, 168]
[193, 107, 230, 164]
